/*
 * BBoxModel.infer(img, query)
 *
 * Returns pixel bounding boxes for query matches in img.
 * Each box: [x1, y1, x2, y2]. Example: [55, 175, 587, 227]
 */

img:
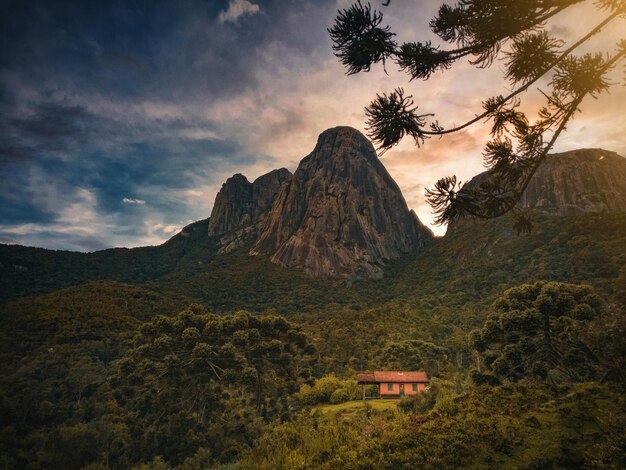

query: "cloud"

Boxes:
[218, 0, 260, 24]
[153, 223, 181, 234]
[0, 179, 189, 250]
[178, 128, 223, 141]
[1, 102, 98, 163]
[0, 186, 116, 251]
[122, 197, 146, 205]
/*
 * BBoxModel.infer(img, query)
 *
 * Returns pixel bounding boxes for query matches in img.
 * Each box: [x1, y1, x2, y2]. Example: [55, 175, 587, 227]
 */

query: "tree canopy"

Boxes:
[113, 307, 317, 465]
[329, 0, 626, 230]
[469, 281, 606, 383]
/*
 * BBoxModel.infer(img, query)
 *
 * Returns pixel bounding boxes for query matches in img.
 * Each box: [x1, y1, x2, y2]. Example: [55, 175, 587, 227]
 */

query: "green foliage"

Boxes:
[0, 219, 216, 302]
[0, 211, 624, 467]
[379, 339, 449, 376]
[397, 390, 436, 414]
[0, 299, 318, 468]
[242, 382, 626, 469]
[0, 281, 180, 460]
[583, 412, 626, 468]
[298, 374, 360, 405]
[3, 212, 624, 320]
[111, 307, 317, 466]
[470, 281, 605, 383]
[432, 390, 458, 417]
[579, 304, 626, 385]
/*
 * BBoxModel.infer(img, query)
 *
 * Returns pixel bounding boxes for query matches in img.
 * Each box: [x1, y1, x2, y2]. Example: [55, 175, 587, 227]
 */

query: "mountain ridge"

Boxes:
[207, 168, 292, 253]
[447, 147, 626, 233]
[519, 148, 626, 214]
[1, 141, 625, 302]
[210, 126, 433, 279]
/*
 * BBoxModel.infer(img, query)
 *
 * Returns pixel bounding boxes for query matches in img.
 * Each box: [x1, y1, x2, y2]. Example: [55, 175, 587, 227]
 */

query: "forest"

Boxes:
[1, 210, 625, 468]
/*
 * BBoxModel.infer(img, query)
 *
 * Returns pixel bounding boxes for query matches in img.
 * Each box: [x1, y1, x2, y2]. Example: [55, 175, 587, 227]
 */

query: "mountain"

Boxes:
[446, 148, 626, 238]
[518, 148, 626, 214]
[2, 144, 624, 305]
[207, 168, 292, 253]
[0, 141, 626, 468]
[210, 126, 432, 280]
[2, 138, 626, 469]
[462, 148, 626, 215]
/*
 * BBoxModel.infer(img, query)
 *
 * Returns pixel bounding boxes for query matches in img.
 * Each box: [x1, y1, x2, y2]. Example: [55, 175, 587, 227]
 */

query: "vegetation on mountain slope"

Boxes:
[240, 381, 626, 469]
[1, 305, 318, 469]
[0, 211, 625, 468]
[0, 219, 216, 302]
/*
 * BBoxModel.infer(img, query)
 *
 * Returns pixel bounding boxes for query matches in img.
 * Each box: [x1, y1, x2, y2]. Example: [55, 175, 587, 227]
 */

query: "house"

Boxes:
[357, 371, 429, 399]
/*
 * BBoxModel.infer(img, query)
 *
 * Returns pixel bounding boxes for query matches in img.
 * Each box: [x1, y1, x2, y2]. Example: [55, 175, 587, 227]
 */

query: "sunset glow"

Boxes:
[1, 0, 624, 248]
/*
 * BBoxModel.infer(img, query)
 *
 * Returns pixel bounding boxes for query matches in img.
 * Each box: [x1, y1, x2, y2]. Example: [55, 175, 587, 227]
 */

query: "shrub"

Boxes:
[330, 388, 350, 404]
[397, 391, 436, 414]
[433, 391, 458, 417]
[298, 375, 360, 405]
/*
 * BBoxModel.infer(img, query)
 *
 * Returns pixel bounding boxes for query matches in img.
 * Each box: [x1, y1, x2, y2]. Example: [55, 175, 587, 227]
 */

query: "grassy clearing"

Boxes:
[312, 399, 399, 417]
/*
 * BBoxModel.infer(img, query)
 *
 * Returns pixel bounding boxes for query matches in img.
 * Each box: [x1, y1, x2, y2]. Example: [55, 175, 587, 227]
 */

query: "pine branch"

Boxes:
[419, 9, 622, 137]
[452, 46, 625, 221]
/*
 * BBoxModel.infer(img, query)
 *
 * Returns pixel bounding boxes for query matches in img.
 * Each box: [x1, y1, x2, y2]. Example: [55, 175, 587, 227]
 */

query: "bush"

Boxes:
[470, 370, 500, 386]
[330, 388, 350, 404]
[298, 375, 360, 405]
[433, 391, 458, 417]
[397, 391, 436, 414]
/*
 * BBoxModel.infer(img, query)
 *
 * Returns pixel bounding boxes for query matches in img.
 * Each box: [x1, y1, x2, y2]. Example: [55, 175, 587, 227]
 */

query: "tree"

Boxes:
[579, 303, 626, 384]
[329, 1, 625, 231]
[112, 307, 317, 466]
[379, 340, 450, 376]
[468, 281, 605, 383]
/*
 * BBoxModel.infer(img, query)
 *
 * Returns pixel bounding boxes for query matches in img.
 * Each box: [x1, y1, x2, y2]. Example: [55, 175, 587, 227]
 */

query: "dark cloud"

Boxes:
[0, 101, 121, 164]
[1, 0, 335, 103]
[10, 103, 95, 151]
[0, 139, 33, 164]
[0, 88, 271, 250]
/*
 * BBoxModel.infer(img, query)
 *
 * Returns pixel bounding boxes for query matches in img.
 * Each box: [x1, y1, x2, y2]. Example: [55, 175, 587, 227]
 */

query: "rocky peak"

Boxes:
[448, 148, 626, 234]
[519, 149, 626, 214]
[251, 126, 432, 279]
[251, 168, 292, 218]
[207, 168, 292, 252]
[207, 174, 254, 237]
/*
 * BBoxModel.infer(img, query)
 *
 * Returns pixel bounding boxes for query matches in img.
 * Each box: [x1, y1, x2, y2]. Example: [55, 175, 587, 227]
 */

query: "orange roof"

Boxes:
[357, 371, 429, 383]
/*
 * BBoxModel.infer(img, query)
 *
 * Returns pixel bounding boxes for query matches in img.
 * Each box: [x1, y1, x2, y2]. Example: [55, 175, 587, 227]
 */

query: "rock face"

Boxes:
[207, 126, 432, 279]
[207, 174, 253, 237]
[449, 148, 626, 233]
[518, 149, 626, 215]
[208, 168, 292, 252]
[251, 126, 432, 279]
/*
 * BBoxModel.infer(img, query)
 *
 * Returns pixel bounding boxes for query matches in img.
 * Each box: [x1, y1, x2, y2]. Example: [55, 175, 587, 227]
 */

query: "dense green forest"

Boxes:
[1, 211, 625, 468]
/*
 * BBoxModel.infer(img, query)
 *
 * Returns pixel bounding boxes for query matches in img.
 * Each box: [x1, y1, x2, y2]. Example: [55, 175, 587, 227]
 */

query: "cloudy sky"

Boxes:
[1, 0, 624, 251]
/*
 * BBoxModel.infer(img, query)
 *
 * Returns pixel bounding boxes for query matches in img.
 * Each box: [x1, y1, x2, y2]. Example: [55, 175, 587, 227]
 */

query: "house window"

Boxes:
[387, 383, 393, 391]
[412, 384, 417, 392]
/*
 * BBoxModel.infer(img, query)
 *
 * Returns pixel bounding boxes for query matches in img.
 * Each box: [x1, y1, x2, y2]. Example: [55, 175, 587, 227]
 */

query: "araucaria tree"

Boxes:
[329, 0, 626, 231]
[468, 281, 605, 383]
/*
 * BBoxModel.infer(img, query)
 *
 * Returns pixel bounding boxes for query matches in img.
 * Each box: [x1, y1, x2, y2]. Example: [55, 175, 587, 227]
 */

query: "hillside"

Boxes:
[0, 218, 216, 302]
[1, 147, 625, 468]
[1, 210, 624, 379]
